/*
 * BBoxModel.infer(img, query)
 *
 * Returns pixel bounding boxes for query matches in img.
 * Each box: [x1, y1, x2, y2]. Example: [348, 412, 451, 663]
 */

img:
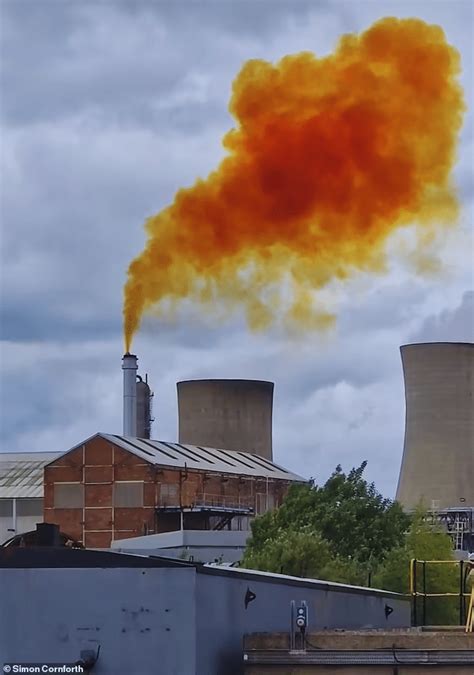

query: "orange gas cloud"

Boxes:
[124, 17, 464, 350]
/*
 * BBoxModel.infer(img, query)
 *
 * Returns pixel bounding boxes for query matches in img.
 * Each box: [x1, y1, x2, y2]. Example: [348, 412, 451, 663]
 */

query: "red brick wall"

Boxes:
[44, 435, 293, 548]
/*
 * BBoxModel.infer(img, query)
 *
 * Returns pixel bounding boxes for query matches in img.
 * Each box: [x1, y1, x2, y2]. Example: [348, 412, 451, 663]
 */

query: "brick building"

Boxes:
[44, 433, 304, 548]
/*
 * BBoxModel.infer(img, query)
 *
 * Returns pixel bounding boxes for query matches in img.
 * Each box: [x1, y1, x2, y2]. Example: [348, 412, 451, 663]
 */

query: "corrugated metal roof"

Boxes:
[101, 434, 305, 481]
[1, 434, 304, 498]
[0, 452, 61, 498]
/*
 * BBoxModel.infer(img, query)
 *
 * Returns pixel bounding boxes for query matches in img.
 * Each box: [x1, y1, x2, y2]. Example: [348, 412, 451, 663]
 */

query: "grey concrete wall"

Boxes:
[0, 563, 410, 675]
[0, 567, 197, 675]
[244, 665, 473, 674]
[396, 343, 474, 509]
[112, 529, 250, 550]
[243, 630, 474, 675]
[195, 568, 410, 675]
[177, 379, 274, 460]
[114, 544, 246, 563]
[111, 529, 249, 563]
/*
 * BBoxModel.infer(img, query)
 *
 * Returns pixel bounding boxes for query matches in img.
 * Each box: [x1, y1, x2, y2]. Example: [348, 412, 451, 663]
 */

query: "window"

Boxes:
[159, 483, 179, 506]
[114, 482, 143, 507]
[17, 498, 43, 517]
[231, 516, 250, 531]
[0, 500, 13, 517]
[54, 483, 83, 508]
[256, 492, 275, 515]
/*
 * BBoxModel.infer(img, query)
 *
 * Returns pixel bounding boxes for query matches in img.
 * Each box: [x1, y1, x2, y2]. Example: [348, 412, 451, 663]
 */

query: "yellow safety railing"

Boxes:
[467, 588, 473, 633]
[410, 559, 472, 626]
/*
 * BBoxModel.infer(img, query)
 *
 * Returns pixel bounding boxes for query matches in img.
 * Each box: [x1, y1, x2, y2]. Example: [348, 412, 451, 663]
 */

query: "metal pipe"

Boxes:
[413, 559, 417, 627]
[12, 498, 17, 533]
[122, 353, 138, 437]
[422, 561, 427, 625]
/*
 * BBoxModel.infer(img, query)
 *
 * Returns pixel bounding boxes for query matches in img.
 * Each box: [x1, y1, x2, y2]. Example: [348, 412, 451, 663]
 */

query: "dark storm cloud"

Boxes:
[1, 2, 220, 129]
[0, 114, 227, 342]
[136, 0, 316, 35]
[0, 340, 123, 450]
[1, 0, 317, 129]
[3, 0, 321, 342]
[0, 0, 471, 500]
[0, 302, 121, 342]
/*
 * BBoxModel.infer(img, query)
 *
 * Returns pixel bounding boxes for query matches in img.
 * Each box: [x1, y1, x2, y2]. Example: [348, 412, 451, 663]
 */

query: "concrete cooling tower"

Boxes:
[396, 342, 474, 510]
[177, 379, 273, 460]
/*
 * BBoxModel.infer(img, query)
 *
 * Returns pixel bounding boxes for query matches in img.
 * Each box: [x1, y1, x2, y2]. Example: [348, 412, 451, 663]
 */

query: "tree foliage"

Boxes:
[243, 528, 364, 584]
[242, 464, 460, 624]
[373, 509, 458, 625]
[245, 462, 409, 569]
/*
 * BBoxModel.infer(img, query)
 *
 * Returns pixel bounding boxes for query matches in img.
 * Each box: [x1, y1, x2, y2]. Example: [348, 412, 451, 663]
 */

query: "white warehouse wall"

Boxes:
[0, 498, 44, 544]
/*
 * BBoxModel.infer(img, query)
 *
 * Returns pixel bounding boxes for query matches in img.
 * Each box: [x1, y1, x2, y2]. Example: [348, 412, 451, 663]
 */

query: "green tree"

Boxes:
[243, 466, 461, 624]
[244, 462, 410, 572]
[243, 527, 364, 583]
[244, 528, 332, 578]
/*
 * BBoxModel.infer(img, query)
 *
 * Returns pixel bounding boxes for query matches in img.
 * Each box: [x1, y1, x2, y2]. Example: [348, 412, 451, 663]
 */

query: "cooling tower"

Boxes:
[177, 379, 274, 460]
[396, 343, 474, 510]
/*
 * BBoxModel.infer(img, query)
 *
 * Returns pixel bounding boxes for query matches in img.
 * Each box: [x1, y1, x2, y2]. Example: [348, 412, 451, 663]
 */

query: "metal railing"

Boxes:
[467, 588, 473, 633]
[156, 491, 255, 511]
[410, 558, 473, 626]
[193, 493, 254, 511]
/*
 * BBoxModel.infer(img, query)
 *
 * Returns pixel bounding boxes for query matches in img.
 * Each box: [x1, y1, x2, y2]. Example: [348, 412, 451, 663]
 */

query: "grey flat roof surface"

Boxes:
[112, 529, 250, 549]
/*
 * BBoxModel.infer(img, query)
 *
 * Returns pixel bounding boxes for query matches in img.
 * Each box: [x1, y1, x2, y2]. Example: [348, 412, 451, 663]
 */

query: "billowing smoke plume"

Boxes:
[124, 17, 464, 350]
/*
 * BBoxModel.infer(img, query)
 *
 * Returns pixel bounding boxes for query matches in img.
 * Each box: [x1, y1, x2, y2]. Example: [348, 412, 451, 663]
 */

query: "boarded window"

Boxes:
[114, 482, 143, 507]
[54, 483, 83, 508]
[256, 492, 274, 515]
[231, 516, 250, 531]
[16, 498, 43, 517]
[0, 499, 13, 517]
[266, 493, 275, 511]
[160, 483, 179, 506]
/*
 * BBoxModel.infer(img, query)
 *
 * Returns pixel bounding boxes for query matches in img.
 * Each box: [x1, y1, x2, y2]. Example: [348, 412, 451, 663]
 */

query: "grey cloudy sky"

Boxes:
[1, 0, 473, 497]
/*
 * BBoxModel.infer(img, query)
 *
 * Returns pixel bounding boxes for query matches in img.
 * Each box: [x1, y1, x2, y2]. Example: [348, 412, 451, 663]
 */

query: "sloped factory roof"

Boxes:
[49, 433, 305, 482]
[102, 434, 305, 481]
[0, 452, 62, 498]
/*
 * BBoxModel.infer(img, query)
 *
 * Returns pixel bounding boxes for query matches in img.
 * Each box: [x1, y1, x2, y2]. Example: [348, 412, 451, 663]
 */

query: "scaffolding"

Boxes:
[428, 504, 474, 553]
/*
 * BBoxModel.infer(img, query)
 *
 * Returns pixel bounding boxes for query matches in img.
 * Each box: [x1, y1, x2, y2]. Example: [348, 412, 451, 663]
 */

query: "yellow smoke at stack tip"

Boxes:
[123, 17, 465, 351]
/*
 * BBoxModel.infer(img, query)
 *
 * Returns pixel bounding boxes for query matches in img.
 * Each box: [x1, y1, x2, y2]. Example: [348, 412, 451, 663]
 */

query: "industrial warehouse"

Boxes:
[42, 432, 302, 549]
[1, 342, 472, 554]
[0, 341, 473, 673]
[3, 1, 474, 671]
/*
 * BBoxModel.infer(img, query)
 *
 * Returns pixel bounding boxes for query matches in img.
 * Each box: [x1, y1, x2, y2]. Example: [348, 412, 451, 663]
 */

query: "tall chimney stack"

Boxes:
[122, 353, 138, 437]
